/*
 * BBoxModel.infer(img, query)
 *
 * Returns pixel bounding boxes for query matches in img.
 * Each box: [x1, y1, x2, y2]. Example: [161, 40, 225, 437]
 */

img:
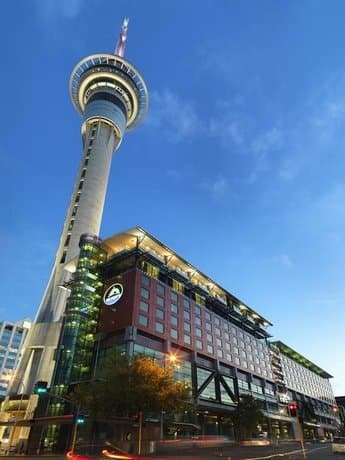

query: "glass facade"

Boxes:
[51, 234, 107, 399]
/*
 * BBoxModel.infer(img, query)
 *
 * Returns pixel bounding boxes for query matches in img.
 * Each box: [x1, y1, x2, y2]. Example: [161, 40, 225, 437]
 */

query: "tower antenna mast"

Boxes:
[115, 17, 129, 57]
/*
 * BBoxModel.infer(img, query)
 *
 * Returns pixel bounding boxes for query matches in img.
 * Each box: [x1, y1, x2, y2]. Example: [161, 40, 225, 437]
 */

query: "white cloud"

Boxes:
[200, 176, 228, 200]
[147, 89, 201, 143]
[251, 127, 283, 155]
[273, 253, 293, 268]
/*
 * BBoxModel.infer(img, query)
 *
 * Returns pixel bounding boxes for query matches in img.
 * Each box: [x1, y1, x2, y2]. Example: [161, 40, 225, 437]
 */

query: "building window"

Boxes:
[171, 303, 178, 314]
[156, 309, 164, 320]
[157, 284, 165, 296]
[171, 329, 178, 339]
[172, 279, 184, 294]
[183, 298, 190, 309]
[139, 315, 148, 327]
[217, 349, 223, 358]
[139, 301, 149, 313]
[171, 291, 178, 302]
[196, 340, 203, 350]
[155, 322, 164, 333]
[184, 335, 191, 345]
[140, 287, 149, 299]
[206, 334, 213, 343]
[141, 261, 159, 279]
[195, 328, 202, 337]
[184, 322, 191, 333]
[207, 345, 214, 354]
[156, 296, 164, 307]
[214, 317, 220, 326]
[205, 311, 211, 320]
[216, 338, 222, 347]
[215, 327, 221, 336]
[141, 275, 150, 287]
[184, 310, 190, 320]
[195, 293, 205, 306]
[206, 323, 212, 332]
[225, 343, 231, 351]
[195, 317, 201, 326]
[170, 316, 178, 326]
[194, 305, 201, 315]
[226, 353, 232, 361]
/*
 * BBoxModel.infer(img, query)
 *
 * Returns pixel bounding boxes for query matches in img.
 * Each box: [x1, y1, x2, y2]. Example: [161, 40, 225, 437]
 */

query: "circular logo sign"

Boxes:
[103, 283, 123, 306]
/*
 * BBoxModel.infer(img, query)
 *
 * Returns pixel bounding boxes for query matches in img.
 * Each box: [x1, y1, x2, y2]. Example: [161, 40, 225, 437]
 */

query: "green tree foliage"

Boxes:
[69, 353, 191, 419]
[232, 394, 264, 440]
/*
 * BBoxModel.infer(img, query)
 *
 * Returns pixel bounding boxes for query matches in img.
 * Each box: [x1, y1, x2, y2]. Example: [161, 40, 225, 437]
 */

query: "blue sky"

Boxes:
[1, 0, 345, 394]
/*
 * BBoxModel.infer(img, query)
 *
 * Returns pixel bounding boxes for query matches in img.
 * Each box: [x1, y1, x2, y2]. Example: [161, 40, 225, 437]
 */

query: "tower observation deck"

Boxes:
[10, 19, 148, 395]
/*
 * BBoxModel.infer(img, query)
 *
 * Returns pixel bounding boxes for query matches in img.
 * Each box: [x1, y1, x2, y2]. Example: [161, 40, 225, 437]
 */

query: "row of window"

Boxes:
[137, 313, 272, 378]
[60, 123, 99, 264]
[139, 300, 269, 360]
[140, 280, 265, 348]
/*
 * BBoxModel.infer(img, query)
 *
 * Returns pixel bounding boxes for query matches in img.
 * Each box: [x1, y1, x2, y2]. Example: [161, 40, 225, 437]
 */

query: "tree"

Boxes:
[232, 394, 264, 440]
[69, 353, 191, 419]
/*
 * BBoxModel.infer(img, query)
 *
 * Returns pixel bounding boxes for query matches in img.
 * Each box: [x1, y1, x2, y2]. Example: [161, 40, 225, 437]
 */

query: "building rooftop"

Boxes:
[99, 226, 273, 332]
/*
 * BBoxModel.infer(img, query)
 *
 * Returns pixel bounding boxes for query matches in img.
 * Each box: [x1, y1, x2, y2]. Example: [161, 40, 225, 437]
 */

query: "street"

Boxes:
[154, 441, 337, 459]
[1, 443, 338, 460]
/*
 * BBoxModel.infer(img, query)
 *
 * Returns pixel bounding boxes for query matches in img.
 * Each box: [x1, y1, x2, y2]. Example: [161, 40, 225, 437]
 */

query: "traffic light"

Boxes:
[288, 402, 298, 417]
[76, 413, 85, 425]
[34, 381, 48, 395]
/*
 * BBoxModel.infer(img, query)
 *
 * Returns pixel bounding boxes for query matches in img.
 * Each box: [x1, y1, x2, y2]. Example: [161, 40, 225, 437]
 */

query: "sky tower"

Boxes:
[10, 19, 148, 395]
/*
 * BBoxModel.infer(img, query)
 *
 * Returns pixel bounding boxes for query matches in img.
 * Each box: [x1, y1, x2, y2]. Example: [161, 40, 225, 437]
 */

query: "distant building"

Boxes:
[0, 319, 31, 398]
[335, 396, 345, 434]
[50, 227, 339, 446]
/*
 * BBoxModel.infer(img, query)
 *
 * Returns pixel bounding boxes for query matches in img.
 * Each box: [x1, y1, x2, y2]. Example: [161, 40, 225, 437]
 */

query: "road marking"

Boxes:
[243, 444, 329, 459]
